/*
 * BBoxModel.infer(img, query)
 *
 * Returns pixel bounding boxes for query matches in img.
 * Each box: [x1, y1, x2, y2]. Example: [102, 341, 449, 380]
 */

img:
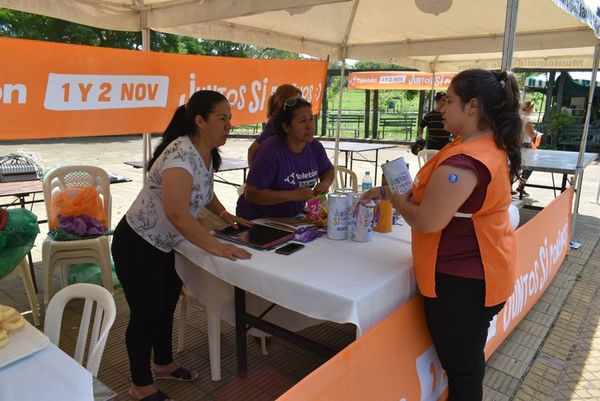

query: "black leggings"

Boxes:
[111, 218, 182, 386]
[424, 273, 504, 401]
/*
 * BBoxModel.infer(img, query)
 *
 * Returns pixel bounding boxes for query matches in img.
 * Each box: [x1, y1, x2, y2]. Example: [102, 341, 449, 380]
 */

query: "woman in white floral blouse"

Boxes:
[112, 90, 252, 401]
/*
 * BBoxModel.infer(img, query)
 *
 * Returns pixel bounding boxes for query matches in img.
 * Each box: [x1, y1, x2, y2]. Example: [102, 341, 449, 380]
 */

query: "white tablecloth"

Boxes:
[0, 322, 94, 401]
[175, 224, 416, 336]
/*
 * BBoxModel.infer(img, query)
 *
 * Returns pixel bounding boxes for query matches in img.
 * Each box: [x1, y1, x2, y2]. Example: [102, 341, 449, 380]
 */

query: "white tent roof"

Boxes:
[1, 0, 599, 71]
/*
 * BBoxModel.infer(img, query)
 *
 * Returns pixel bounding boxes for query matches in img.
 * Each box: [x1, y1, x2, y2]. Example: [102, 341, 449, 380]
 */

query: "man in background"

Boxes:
[417, 92, 452, 150]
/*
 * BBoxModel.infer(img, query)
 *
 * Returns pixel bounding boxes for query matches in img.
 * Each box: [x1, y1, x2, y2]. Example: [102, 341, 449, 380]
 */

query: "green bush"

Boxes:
[548, 111, 576, 135]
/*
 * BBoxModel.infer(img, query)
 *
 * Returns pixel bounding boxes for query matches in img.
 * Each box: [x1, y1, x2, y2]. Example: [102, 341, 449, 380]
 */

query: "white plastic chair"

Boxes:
[333, 165, 358, 192]
[237, 183, 246, 197]
[41, 165, 114, 309]
[177, 207, 268, 381]
[1, 258, 41, 325]
[44, 283, 116, 376]
[177, 286, 226, 381]
[417, 149, 439, 168]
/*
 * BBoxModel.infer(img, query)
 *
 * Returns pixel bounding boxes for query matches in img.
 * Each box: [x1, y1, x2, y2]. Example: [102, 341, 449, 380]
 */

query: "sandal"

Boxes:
[128, 388, 173, 401]
[154, 366, 198, 382]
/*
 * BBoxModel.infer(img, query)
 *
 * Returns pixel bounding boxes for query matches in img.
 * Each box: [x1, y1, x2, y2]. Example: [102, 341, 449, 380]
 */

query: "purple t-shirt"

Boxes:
[236, 135, 333, 219]
[256, 116, 277, 144]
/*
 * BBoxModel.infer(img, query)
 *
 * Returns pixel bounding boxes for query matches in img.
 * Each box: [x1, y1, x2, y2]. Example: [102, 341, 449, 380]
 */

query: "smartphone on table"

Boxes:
[275, 242, 305, 255]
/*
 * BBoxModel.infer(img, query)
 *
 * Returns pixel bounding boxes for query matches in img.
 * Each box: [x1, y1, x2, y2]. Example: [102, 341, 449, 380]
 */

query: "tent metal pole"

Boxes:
[429, 70, 436, 111]
[501, 0, 519, 70]
[571, 43, 600, 237]
[429, 58, 438, 111]
[334, 59, 346, 168]
[140, 1, 151, 181]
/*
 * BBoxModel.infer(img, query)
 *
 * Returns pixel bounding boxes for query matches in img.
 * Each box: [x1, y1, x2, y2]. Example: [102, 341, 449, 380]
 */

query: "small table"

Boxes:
[125, 158, 249, 187]
[520, 149, 598, 200]
[214, 158, 249, 187]
[0, 180, 44, 290]
[0, 322, 95, 401]
[175, 224, 416, 375]
[320, 141, 397, 186]
[0, 179, 44, 210]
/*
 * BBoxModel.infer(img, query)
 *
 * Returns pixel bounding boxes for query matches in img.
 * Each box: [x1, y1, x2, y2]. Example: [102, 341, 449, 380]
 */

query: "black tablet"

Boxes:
[214, 223, 295, 250]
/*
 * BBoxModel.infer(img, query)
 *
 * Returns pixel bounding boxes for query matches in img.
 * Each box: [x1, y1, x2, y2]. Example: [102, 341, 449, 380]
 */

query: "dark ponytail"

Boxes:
[147, 105, 187, 171]
[147, 90, 227, 172]
[450, 69, 522, 181]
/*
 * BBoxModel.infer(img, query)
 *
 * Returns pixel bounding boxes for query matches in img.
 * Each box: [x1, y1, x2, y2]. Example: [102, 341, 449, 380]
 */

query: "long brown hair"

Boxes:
[450, 69, 522, 181]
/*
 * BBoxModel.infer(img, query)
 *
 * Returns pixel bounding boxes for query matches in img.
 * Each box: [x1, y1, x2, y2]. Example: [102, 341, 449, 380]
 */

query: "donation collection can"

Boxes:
[327, 193, 349, 240]
[351, 199, 376, 242]
[381, 156, 412, 195]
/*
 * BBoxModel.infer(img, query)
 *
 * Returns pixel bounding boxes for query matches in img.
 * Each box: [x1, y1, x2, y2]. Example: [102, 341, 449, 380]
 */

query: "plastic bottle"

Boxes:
[361, 171, 373, 192]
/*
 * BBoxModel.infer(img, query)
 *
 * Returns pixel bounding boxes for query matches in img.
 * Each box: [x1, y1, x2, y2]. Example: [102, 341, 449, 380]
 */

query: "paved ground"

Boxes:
[1, 135, 599, 400]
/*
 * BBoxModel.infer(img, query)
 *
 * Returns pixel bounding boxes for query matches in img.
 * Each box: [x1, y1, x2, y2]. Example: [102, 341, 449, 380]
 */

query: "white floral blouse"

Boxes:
[126, 136, 213, 252]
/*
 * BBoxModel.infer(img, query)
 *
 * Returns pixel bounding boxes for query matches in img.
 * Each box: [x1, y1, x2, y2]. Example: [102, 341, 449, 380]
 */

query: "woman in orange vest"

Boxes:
[363, 69, 522, 400]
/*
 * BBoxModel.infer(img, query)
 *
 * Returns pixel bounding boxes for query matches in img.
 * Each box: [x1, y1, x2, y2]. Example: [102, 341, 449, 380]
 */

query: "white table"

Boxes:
[320, 141, 397, 186]
[175, 224, 416, 374]
[0, 322, 94, 401]
[125, 157, 249, 187]
[520, 149, 598, 198]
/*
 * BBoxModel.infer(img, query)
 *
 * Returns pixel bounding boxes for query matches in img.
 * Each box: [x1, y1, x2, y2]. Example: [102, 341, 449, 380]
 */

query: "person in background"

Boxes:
[111, 91, 252, 401]
[513, 100, 540, 196]
[247, 84, 303, 166]
[363, 69, 521, 401]
[237, 97, 334, 219]
[417, 91, 453, 150]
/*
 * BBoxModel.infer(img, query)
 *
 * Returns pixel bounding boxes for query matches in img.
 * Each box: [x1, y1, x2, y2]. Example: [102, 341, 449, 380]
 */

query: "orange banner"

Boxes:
[484, 187, 573, 355]
[278, 187, 574, 401]
[0, 37, 327, 141]
[347, 71, 455, 91]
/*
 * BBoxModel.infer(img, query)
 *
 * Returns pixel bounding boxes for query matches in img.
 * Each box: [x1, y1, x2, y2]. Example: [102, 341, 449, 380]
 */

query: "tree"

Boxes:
[352, 60, 404, 70]
[0, 8, 140, 49]
[0, 8, 303, 59]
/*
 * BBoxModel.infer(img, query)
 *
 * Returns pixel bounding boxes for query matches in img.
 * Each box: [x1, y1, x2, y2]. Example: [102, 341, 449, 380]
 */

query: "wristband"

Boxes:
[379, 187, 387, 200]
[218, 209, 229, 218]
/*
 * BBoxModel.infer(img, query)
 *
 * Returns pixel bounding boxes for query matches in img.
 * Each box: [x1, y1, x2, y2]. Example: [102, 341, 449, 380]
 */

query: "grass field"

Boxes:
[234, 88, 427, 141]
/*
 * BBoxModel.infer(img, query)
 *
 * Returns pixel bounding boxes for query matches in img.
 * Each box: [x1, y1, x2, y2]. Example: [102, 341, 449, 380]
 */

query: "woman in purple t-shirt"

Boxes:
[247, 84, 302, 166]
[237, 97, 334, 219]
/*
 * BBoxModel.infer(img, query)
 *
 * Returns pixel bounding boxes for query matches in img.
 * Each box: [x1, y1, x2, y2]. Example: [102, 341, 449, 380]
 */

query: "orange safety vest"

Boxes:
[411, 135, 516, 306]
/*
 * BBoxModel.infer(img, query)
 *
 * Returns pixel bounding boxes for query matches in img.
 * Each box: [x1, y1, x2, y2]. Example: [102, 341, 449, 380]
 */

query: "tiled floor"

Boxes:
[1, 135, 599, 400]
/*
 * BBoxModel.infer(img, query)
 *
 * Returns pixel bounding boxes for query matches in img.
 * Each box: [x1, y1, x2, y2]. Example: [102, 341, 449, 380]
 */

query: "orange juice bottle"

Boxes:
[374, 200, 392, 233]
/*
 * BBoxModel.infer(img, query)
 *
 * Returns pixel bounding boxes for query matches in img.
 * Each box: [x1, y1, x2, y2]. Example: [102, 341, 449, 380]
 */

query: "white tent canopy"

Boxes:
[2, 0, 598, 71]
[1, 0, 599, 228]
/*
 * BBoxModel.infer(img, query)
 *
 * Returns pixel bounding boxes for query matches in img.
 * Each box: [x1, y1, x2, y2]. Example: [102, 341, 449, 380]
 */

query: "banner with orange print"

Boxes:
[0, 37, 327, 141]
[278, 188, 574, 401]
[484, 187, 573, 355]
[347, 71, 455, 91]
